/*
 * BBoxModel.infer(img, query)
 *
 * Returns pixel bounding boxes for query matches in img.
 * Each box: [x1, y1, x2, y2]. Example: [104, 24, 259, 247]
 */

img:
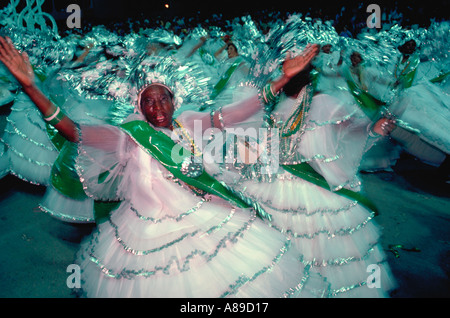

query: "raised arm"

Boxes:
[0, 36, 79, 142]
[215, 44, 320, 127]
[214, 35, 232, 59]
[186, 36, 208, 58]
[181, 44, 320, 131]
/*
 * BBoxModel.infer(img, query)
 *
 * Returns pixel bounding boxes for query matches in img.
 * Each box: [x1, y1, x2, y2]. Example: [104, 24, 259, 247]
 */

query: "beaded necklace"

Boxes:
[394, 56, 411, 79]
[280, 85, 312, 138]
[172, 119, 202, 157]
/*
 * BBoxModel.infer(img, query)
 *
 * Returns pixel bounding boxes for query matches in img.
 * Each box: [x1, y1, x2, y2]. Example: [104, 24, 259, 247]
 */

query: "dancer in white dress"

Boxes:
[204, 61, 397, 297]
[0, 36, 332, 298]
[388, 39, 449, 167]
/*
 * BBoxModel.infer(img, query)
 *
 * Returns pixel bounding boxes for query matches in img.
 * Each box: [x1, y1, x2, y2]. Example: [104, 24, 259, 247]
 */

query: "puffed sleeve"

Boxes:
[75, 124, 135, 201]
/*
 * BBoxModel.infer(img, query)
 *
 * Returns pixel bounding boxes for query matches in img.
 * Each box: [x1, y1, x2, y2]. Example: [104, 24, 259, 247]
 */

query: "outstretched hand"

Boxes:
[0, 36, 35, 87]
[282, 44, 319, 79]
[372, 118, 396, 136]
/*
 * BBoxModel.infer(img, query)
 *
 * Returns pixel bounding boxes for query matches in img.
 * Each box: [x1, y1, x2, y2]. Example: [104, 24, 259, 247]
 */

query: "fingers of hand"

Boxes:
[380, 119, 395, 135]
[0, 36, 19, 64]
[0, 37, 9, 63]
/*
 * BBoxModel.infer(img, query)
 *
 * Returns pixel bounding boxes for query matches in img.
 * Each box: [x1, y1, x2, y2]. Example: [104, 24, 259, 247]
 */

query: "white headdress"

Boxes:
[58, 51, 211, 124]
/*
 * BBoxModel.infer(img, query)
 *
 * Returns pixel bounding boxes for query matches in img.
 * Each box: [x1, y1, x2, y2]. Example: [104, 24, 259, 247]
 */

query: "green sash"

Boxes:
[339, 65, 385, 121]
[119, 120, 251, 209]
[346, 79, 385, 121]
[310, 69, 320, 93]
[46, 123, 67, 151]
[402, 68, 417, 89]
[430, 70, 450, 84]
[120, 120, 378, 215]
[47, 119, 379, 221]
[282, 163, 379, 215]
[50, 141, 86, 200]
[210, 57, 243, 99]
[396, 55, 420, 89]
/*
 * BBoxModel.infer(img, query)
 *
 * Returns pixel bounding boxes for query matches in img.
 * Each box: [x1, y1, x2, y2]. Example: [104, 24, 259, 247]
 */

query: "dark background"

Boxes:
[2, 0, 449, 35]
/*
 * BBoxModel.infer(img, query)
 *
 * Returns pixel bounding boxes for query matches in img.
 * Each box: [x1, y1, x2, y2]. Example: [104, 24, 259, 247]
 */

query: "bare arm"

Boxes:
[186, 36, 208, 58]
[74, 42, 94, 64]
[181, 44, 320, 130]
[214, 43, 228, 59]
[0, 36, 79, 142]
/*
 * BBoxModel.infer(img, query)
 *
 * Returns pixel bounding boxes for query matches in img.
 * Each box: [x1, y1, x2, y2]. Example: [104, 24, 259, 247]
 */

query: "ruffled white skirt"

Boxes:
[205, 163, 396, 297]
[39, 186, 95, 223]
[1, 92, 58, 185]
[390, 81, 450, 155]
[202, 91, 397, 297]
[73, 127, 330, 298]
[77, 195, 329, 298]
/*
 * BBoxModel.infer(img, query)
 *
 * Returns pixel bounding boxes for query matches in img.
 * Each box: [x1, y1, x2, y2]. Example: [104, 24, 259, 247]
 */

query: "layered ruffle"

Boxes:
[74, 124, 331, 297]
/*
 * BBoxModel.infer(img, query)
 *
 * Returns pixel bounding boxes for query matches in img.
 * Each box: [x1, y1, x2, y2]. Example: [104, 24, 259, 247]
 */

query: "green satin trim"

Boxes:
[120, 120, 251, 209]
[50, 141, 86, 200]
[397, 55, 420, 89]
[282, 163, 379, 215]
[94, 200, 121, 224]
[210, 57, 243, 99]
[430, 70, 450, 83]
[401, 68, 417, 89]
[346, 79, 385, 121]
[46, 123, 67, 151]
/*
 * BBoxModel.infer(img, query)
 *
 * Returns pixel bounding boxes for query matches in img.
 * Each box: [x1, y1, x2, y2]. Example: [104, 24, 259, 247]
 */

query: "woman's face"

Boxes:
[350, 52, 362, 66]
[321, 44, 332, 54]
[140, 85, 174, 128]
[404, 40, 417, 55]
[227, 44, 238, 58]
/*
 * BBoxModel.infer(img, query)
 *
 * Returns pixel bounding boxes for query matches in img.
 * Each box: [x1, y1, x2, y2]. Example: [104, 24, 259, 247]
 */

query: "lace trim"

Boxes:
[0, 138, 55, 166]
[128, 200, 205, 223]
[267, 211, 375, 239]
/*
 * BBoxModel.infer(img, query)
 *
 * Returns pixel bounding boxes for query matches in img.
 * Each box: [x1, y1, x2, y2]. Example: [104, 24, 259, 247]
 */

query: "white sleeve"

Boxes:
[177, 86, 264, 132]
[76, 124, 135, 201]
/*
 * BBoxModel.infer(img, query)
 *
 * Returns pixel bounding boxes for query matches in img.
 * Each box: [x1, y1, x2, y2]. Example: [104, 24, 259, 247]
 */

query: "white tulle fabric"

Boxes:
[203, 92, 397, 297]
[74, 106, 331, 297]
[274, 93, 374, 191]
[389, 80, 450, 155]
[0, 91, 58, 185]
[37, 76, 114, 223]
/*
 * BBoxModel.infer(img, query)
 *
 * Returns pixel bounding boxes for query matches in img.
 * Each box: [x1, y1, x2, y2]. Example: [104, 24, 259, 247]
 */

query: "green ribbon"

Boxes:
[120, 120, 251, 209]
[346, 79, 385, 121]
[396, 55, 420, 89]
[210, 57, 243, 100]
[430, 70, 450, 83]
[47, 119, 380, 222]
[50, 141, 86, 200]
[282, 163, 379, 215]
